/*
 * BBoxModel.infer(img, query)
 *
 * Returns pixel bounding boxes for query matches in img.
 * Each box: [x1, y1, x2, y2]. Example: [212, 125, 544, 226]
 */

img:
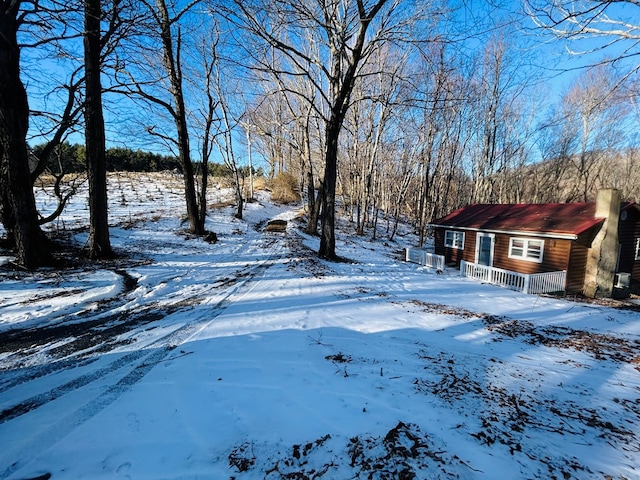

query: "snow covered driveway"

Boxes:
[1, 175, 639, 479]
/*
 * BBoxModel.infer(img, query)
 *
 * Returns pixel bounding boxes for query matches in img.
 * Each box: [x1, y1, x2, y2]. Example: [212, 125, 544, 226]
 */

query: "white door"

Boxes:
[476, 233, 494, 266]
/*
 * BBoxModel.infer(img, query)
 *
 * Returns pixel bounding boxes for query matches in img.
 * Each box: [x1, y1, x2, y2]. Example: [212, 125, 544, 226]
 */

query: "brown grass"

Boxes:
[269, 172, 300, 204]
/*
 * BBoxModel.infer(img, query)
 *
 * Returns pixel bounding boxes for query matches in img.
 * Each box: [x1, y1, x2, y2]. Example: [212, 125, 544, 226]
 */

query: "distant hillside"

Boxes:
[495, 148, 639, 204]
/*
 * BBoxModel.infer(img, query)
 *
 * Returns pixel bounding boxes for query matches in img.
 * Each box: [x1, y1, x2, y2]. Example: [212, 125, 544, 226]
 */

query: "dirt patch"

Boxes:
[325, 353, 352, 363]
[483, 316, 640, 365]
[0, 305, 173, 371]
[229, 442, 256, 473]
[114, 268, 138, 292]
[285, 236, 330, 278]
[404, 299, 640, 367]
[413, 348, 637, 479]
[407, 299, 480, 318]
[560, 292, 640, 312]
[229, 423, 466, 479]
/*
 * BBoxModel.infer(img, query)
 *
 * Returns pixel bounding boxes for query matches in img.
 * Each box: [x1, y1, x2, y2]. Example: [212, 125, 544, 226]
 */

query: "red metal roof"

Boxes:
[432, 203, 605, 237]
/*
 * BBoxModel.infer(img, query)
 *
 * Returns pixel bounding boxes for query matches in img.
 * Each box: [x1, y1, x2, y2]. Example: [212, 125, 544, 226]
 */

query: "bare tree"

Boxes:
[529, 112, 573, 203]
[18, 1, 85, 185]
[608, 147, 639, 200]
[34, 144, 86, 225]
[342, 45, 405, 237]
[413, 43, 459, 245]
[524, 63, 631, 203]
[394, 41, 473, 245]
[26, 0, 141, 243]
[245, 80, 324, 234]
[385, 142, 418, 242]
[0, 1, 53, 268]
[28, 68, 85, 184]
[193, 33, 220, 232]
[563, 65, 629, 201]
[83, 0, 115, 258]
[245, 92, 291, 181]
[220, 0, 420, 259]
[112, 0, 205, 234]
[526, 0, 640, 78]
[211, 59, 245, 220]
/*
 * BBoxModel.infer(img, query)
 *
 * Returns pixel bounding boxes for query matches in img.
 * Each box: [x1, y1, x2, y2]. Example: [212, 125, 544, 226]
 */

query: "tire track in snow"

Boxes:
[0, 233, 281, 394]
[0, 306, 167, 394]
[0, 233, 283, 420]
[0, 234, 285, 480]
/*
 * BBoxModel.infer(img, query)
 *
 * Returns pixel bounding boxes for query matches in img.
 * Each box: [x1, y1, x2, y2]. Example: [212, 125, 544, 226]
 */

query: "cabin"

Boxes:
[429, 189, 640, 298]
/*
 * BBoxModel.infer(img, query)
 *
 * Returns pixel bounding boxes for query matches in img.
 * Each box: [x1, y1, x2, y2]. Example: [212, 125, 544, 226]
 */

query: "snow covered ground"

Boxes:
[1, 172, 639, 480]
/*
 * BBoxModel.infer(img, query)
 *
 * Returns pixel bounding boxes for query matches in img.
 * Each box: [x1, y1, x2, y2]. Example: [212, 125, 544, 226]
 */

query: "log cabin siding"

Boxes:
[434, 227, 584, 292]
[431, 200, 640, 294]
[618, 208, 640, 281]
[435, 229, 573, 273]
[435, 228, 469, 265]
[491, 234, 572, 275]
[464, 232, 476, 263]
[567, 242, 589, 293]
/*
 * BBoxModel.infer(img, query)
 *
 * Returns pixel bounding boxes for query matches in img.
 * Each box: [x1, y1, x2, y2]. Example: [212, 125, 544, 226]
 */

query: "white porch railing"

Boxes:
[460, 260, 566, 295]
[405, 247, 445, 271]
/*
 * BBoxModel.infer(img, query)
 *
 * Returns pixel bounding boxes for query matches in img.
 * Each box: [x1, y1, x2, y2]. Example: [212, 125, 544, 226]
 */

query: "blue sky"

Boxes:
[20, 0, 639, 163]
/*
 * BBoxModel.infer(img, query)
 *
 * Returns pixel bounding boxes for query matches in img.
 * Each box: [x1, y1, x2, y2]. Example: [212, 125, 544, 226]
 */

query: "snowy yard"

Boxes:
[1, 173, 639, 479]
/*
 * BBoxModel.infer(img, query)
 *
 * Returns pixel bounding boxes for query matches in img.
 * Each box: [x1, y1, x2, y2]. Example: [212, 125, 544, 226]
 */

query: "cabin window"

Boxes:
[444, 230, 465, 250]
[508, 237, 544, 263]
[635, 238, 640, 261]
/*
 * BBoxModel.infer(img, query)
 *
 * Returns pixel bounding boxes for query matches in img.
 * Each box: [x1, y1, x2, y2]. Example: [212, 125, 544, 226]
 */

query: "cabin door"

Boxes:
[476, 233, 494, 266]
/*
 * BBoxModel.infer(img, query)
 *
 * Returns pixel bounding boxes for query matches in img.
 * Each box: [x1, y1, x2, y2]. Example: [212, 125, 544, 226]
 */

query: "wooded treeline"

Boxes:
[1, 0, 639, 267]
[30, 142, 263, 177]
[31, 143, 180, 173]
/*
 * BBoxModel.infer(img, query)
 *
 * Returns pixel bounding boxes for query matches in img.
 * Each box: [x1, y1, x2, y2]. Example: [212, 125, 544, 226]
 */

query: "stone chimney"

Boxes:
[583, 189, 621, 298]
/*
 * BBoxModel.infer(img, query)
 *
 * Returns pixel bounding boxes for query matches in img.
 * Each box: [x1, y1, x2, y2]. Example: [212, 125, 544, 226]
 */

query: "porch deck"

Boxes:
[405, 247, 445, 271]
[460, 261, 566, 295]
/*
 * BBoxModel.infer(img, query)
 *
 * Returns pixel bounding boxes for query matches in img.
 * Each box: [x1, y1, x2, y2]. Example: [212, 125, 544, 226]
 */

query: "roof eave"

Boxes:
[427, 224, 579, 240]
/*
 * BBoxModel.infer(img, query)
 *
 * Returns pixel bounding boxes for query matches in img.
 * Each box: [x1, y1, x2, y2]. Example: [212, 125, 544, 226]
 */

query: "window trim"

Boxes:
[635, 238, 640, 261]
[444, 230, 465, 250]
[508, 237, 544, 263]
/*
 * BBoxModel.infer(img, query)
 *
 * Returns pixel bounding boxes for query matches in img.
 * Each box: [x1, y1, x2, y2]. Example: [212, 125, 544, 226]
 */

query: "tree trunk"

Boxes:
[197, 154, 208, 233]
[84, 0, 114, 259]
[176, 107, 201, 232]
[156, 0, 202, 234]
[306, 177, 322, 236]
[318, 117, 340, 259]
[233, 166, 243, 220]
[306, 187, 318, 233]
[0, 4, 52, 268]
[246, 128, 254, 202]
[303, 108, 318, 235]
[198, 65, 216, 233]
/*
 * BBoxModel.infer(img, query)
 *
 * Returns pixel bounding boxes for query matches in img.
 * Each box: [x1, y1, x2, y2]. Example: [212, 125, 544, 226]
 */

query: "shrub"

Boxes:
[270, 172, 300, 204]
